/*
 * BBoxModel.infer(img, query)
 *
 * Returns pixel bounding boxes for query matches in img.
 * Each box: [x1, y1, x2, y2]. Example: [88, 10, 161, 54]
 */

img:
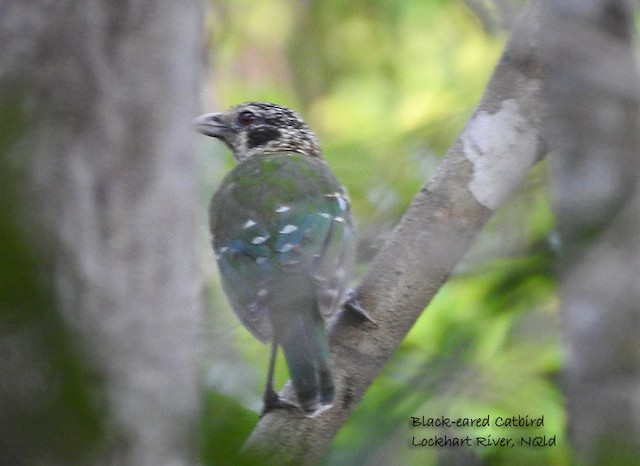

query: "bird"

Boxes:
[194, 102, 355, 416]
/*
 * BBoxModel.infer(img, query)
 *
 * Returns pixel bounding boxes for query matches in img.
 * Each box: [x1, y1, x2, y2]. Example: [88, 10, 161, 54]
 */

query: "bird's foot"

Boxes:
[261, 388, 299, 417]
[261, 388, 335, 418]
[342, 289, 377, 326]
[300, 401, 334, 418]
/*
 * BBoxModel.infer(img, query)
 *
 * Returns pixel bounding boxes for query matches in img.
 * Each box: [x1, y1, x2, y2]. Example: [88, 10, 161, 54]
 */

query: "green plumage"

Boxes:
[210, 152, 354, 413]
[196, 102, 355, 415]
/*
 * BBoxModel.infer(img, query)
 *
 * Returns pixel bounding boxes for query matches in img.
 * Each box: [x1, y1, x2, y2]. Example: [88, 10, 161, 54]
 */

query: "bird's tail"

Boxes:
[280, 311, 334, 415]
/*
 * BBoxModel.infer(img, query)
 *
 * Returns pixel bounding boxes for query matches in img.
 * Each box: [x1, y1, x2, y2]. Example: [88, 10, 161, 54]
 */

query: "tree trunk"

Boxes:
[0, 1, 203, 464]
[543, 0, 640, 463]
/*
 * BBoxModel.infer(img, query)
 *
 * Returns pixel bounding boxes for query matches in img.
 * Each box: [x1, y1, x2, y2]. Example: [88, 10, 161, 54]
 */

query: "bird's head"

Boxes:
[194, 102, 322, 162]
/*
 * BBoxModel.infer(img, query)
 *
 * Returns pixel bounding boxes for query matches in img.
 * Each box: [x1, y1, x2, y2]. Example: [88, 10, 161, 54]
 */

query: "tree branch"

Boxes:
[243, 1, 546, 464]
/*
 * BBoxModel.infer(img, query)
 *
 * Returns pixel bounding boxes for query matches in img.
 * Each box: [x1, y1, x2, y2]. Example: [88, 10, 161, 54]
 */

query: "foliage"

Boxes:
[207, 0, 503, 231]
[201, 0, 567, 464]
[324, 217, 568, 465]
[201, 391, 258, 466]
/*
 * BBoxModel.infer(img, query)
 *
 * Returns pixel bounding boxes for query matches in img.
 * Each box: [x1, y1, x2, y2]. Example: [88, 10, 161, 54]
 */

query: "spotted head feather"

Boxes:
[194, 102, 322, 162]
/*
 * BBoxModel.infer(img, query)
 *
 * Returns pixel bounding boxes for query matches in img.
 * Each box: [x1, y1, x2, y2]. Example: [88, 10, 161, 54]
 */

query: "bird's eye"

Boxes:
[238, 111, 256, 127]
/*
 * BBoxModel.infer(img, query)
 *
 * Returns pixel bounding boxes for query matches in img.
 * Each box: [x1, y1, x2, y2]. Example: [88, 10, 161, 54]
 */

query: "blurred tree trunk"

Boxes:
[0, 1, 203, 465]
[543, 0, 640, 463]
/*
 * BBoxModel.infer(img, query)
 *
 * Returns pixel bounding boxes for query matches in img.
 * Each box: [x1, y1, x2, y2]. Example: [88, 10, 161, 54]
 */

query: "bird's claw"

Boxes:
[261, 388, 335, 418]
[261, 388, 300, 417]
[343, 289, 377, 326]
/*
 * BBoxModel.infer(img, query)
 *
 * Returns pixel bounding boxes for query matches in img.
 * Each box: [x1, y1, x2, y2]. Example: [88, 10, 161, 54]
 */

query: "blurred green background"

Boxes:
[198, 1, 569, 465]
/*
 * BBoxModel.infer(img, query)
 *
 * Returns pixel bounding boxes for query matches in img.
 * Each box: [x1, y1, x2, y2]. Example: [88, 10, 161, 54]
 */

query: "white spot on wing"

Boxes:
[279, 224, 298, 234]
[257, 289, 268, 298]
[251, 236, 268, 244]
[319, 212, 331, 219]
[337, 195, 348, 211]
[334, 216, 344, 223]
[242, 220, 257, 229]
[279, 243, 295, 252]
[219, 246, 229, 253]
[275, 205, 290, 213]
[279, 259, 300, 267]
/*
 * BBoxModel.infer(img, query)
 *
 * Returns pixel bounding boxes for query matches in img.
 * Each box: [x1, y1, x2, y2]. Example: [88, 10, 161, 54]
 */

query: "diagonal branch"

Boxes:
[243, 1, 546, 464]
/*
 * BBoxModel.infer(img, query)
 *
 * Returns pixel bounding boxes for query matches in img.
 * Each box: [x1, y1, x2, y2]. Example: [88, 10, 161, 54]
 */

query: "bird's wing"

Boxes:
[274, 191, 355, 319]
[214, 222, 276, 343]
[210, 153, 354, 341]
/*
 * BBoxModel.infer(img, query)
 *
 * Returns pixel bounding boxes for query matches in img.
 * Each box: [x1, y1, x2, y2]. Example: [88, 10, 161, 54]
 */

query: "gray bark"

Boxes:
[243, 2, 547, 464]
[0, 1, 203, 465]
[543, 0, 640, 463]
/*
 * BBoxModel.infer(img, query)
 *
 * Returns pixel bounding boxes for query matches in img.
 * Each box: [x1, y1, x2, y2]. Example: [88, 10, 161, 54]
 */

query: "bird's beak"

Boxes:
[193, 112, 229, 139]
